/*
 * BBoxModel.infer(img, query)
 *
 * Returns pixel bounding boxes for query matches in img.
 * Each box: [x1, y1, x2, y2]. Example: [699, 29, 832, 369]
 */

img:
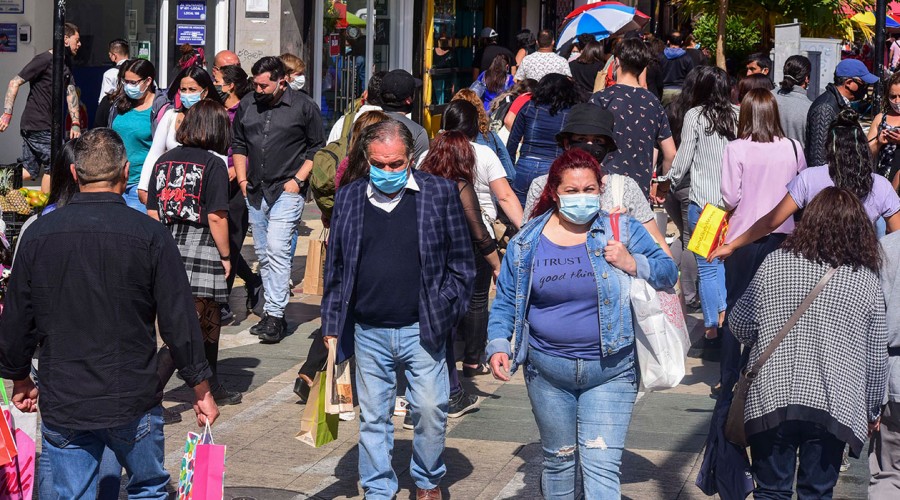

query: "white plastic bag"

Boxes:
[630, 279, 690, 389]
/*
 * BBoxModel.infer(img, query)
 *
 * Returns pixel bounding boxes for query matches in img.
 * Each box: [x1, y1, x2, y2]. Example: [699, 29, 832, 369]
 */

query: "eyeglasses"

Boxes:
[123, 77, 146, 86]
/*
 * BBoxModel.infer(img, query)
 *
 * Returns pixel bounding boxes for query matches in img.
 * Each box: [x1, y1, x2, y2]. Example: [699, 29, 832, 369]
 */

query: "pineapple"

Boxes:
[0, 169, 30, 215]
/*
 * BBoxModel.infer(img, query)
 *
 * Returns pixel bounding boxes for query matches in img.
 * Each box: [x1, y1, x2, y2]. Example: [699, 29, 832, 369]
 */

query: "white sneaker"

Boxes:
[339, 411, 356, 421]
[393, 396, 409, 417]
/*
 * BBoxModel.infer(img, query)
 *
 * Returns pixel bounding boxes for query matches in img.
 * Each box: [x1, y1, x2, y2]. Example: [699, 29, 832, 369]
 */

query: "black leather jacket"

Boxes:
[805, 83, 848, 167]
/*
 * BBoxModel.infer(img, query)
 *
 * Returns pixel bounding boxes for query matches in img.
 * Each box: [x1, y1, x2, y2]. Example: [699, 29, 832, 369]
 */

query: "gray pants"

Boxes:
[870, 401, 900, 498]
[664, 183, 698, 303]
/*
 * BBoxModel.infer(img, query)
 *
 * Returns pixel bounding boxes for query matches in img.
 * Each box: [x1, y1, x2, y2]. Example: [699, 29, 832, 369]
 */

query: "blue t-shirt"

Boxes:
[112, 107, 153, 186]
[527, 235, 601, 360]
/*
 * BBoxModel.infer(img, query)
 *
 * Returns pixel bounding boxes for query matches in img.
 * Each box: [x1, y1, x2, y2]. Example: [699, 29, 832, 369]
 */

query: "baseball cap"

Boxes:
[835, 59, 879, 84]
[380, 69, 423, 103]
[556, 103, 618, 150]
[480, 27, 498, 39]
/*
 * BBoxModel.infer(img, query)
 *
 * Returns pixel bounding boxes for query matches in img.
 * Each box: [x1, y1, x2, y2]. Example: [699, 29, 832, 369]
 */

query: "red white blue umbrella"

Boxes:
[557, 1, 650, 47]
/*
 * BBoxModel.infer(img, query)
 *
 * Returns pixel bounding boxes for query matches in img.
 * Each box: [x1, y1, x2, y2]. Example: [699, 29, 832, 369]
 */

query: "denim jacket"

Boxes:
[486, 209, 678, 374]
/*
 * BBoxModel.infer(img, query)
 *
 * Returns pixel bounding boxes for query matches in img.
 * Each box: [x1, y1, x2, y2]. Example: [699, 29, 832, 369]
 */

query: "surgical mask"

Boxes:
[289, 75, 306, 91]
[180, 91, 202, 109]
[369, 166, 408, 194]
[570, 142, 611, 164]
[557, 193, 601, 225]
[890, 101, 900, 114]
[124, 83, 145, 100]
[215, 85, 229, 102]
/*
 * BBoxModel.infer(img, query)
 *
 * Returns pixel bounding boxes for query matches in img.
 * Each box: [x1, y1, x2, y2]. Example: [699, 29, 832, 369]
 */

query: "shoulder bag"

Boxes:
[724, 266, 838, 447]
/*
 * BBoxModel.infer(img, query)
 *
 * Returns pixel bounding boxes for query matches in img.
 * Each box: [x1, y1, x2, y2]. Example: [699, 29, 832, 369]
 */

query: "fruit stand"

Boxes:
[0, 164, 48, 245]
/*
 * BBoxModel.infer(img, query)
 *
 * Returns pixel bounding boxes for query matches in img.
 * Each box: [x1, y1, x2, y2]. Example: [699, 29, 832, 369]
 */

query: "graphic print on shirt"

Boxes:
[155, 161, 205, 223]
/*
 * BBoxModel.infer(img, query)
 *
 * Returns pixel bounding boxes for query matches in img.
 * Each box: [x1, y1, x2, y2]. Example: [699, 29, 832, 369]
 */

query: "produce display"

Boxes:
[0, 169, 47, 215]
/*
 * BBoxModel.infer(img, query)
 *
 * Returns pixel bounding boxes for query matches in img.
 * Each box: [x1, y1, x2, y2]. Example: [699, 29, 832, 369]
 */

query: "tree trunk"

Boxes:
[716, 0, 728, 70]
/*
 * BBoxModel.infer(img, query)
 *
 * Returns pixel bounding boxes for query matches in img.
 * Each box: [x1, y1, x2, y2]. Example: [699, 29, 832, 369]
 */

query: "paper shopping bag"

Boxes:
[296, 372, 339, 447]
[176, 431, 201, 500]
[687, 204, 730, 259]
[0, 406, 35, 499]
[191, 423, 226, 500]
[302, 229, 328, 295]
[0, 407, 15, 468]
[324, 338, 354, 414]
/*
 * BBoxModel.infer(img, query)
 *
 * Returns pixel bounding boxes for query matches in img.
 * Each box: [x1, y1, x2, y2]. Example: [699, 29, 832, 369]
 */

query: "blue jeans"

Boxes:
[123, 184, 145, 212]
[40, 407, 168, 499]
[513, 156, 554, 207]
[749, 421, 844, 499]
[524, 347, 638, 499]
[354, 322, 449, 499]
[246, 191, 305, 317]
[688, 203, 727, 328]
[39, 446, 123, 499]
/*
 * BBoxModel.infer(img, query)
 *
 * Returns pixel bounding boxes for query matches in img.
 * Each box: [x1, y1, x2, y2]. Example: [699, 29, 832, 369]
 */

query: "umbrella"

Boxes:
[850, 11, 900, 29]
[557, 1, 650, 48]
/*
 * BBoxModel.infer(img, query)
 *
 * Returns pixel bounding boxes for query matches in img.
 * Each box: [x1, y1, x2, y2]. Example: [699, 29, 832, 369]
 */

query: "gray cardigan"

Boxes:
[772, 87, 812, 149]
[880, 231, 900, 405]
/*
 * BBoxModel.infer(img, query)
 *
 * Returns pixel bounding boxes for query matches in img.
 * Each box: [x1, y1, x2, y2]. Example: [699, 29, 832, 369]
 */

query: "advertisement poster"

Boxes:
[137, 41, 151, 60]
[0, 0, 24, 15]
[0, 24, 16, 53]
[176, 25, 206, 46]
[177, 1, 206, 21]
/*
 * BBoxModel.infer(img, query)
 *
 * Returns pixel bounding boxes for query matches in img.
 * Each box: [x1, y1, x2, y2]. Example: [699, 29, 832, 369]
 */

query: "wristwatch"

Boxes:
[294, 176, 306, 188]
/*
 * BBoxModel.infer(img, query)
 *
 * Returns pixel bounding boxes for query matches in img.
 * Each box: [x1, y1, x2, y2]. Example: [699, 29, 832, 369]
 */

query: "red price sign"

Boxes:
[329, 34, 340, 57]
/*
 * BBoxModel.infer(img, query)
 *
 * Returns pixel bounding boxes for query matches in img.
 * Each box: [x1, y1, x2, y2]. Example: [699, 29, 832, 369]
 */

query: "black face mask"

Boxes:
[570, 142, 611, 164]
[851, 83, 868, 101]
[255, 91, 275, 105]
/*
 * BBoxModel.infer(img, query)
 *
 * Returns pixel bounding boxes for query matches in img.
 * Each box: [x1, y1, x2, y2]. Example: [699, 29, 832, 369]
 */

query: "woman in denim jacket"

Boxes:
[487, 149, 677, 498]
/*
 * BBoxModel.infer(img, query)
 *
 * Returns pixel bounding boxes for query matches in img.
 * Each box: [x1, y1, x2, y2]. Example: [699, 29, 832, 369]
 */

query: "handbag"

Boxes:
[724, 267, 838, 447]
[302, 229, 328, 295]
[176, 421, 226, 500]
[687, 204, 730, 259]
[482, 208, 516, 256]
[324, 338, 354, 414]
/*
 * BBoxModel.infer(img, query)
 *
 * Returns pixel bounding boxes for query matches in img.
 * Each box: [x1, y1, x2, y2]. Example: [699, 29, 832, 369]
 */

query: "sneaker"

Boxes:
[403, 412, 413, 430]
[339, 411, 356, 421]
[416, 487, 442, 500]
[162, 407, 182, 424]
[246, 277, 263, 312]
[220, 303, 234, 324]
[249, 314, 268, 335]
[258, 315, 287, 344]
[447, 391, 480, 418]
[394, 396, 409, 417]
[211, 385, 243, 406]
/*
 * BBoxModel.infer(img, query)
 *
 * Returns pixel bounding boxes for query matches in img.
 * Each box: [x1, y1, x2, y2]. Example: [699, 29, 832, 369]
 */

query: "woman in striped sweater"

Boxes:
[664, 66, 737, 354]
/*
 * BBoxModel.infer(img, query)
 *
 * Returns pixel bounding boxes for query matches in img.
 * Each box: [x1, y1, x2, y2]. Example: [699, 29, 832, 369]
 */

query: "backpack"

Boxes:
[310, 102, 359, 221]
[489, 95, 513, 133]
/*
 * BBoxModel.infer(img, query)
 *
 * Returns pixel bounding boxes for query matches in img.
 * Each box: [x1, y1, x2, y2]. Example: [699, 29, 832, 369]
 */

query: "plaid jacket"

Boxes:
[322, 170, 476, 363]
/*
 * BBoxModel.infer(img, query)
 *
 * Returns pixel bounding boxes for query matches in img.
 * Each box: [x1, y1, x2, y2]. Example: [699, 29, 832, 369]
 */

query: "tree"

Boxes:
[716, 0, 728, 70]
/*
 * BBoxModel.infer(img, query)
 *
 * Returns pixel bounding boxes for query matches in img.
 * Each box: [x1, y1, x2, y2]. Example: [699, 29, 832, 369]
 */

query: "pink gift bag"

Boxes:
[0, 383, 35, 500]
[190, 423, 226, 500]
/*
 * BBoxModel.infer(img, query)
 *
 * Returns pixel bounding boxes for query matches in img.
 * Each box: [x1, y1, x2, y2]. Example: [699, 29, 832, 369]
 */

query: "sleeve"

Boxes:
[231, 102, 248, 156]
[513, 59, 527, 81]
[663, 108, 699, 186]
[321, 188, 348, 337]
[152, 231, 213, 387]
[489, 132, 516, 180]
[622, 177, 655, 223]
[866, 287, 888, 420]
[458, 181, 498, 256]
[304, 102, 327, 162]
[720, 143, 742, 211]
[413, 128, 430, 162]
[327, 115, 344, 144]
[485, 237, 520, 358]
[805, 103, 836, 166]
[483, 148, 507, 183]
[17, 53, 49, 83]
[99, 69, 117, 104]
[561, 60, 572, 77]
[656, 103, 673, 141]
[625, 216, 677, 288]
[139, 110, 175, 191]
[785, 169, 810, 210]
[523, 175, 548, 223]
[509, 94, 530, 115]
[875, 176, 900, 217]
[728, 254, 771, 346]
[506, 103, 529, 159]
[0, 236, 39, 380]
[146, 162, 161, 213]
[202, 155, 230, 214]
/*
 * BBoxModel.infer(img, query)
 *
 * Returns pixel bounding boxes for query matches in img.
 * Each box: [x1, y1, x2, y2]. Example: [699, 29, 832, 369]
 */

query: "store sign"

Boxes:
[0, 23, 17, 53]
[177, 1, 207, 21]
[328, 34, 340, 57]
[176, 25, 206, 46]
[0, 0, 24, 15]
[137, 41, 151, 60]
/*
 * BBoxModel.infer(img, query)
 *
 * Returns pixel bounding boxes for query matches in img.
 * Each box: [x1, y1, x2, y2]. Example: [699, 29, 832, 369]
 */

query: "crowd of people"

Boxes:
[0, 20, 898, 500]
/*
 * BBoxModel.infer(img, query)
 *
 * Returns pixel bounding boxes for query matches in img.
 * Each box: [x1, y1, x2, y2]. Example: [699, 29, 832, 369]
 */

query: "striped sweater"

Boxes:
[664, 105, 736, 208]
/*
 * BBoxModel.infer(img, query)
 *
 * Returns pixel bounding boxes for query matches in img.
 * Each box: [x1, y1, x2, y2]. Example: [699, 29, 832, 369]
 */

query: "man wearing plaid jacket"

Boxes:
[322, 119, 474, 500]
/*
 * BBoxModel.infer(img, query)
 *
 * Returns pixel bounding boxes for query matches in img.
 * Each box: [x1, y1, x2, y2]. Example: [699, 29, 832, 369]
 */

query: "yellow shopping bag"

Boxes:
[687, 204, 730, 259]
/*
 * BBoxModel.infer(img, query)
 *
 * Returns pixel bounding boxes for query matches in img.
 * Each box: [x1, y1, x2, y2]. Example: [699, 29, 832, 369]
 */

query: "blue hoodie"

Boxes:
[664, 47, 686, 60]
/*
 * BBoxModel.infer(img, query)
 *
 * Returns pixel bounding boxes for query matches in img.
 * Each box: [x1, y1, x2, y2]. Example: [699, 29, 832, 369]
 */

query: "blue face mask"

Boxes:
[124, 83, 144, 100]
[181, 91, 202, 109]
[369, 166, 408, 194]
[557, 193, 601, 225]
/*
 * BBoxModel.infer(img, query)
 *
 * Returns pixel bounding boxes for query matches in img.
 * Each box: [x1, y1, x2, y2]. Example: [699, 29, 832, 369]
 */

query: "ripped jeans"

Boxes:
[524, 346, 638, 499]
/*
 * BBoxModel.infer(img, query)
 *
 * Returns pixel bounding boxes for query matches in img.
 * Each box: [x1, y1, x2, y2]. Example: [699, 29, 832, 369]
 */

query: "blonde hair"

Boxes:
[280, 53, 306, 76]
[452, 89, 489, 134]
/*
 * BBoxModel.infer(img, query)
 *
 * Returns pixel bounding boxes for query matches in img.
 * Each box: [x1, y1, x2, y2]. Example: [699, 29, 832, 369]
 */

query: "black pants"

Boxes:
[749, 421, 844, 499]
[298, 328, 329, 379]
[457, 250, 492, 365]
[226, 188, 259, 294]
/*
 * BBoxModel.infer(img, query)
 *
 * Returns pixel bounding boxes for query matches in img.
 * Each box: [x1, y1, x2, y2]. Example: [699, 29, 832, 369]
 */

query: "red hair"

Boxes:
[418, 130, 476, 184]
[530, 148, 603, 219]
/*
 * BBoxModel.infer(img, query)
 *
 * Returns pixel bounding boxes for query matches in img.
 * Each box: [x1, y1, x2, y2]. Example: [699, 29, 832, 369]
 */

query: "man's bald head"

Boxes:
[214, 50, 240, 69]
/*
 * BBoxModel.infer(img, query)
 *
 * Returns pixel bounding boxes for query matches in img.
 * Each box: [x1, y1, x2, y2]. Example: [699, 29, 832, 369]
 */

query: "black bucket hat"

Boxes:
[555, 103, 617, 151]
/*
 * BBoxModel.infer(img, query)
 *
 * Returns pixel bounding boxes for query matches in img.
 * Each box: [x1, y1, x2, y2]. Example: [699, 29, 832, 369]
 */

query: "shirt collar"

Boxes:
[366, 169, 420, 199]
[70, 191, 127, 204]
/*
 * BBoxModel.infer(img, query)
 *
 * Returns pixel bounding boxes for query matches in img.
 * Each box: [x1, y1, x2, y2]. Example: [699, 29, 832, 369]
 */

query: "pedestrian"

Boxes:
[106, 58, 169, 211]
[146, 100, 242, 407]
[806, 58, 878, 167]
[490, 78, 536, 136]
[772, 55, 813, 148]
[507, 73, 582, 205]
[729, 187, 886, 499]
[744, 52, 772, 77]
[645, 37, 667, 101]
[321, 119, 475, 500]
[212, 50, 241, 81]
[890, 33, 900, 72]
[684, 34, 708, 67]
[515, 29, 571, 82]
[336, 111, 392, 188]
[487, 148, 677, 498]
[380, 69, 430, 161]
[868, 71, 900, 188]
[514, 29, 536, 69]
[660, 31, 697, 106]
[662, 65, 737, 355]
[711, 108, 900, 262]
[233, 56, 325, 343]
[281, 53, 307, 92]
[719, 88, 807, 398]
[326, 70, 386, 144]
[174, 44, 205, 75]
[137, 65, 223, 204]
[450, 89, 516, 180]
[473, 54, 514, 111]
[0, 22, 83, 193]
[473, 27, 516, 80]
[98, 39, 129, 104]
[570, 41, 606, 99]
[0, 128, 219, 498]
[591, 37, 677, 198]
[871, 228, 900, 498]
[735, 73, 774, 104]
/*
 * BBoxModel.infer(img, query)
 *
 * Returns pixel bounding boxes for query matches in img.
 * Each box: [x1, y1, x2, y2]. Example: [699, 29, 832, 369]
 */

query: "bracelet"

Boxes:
[220, 254, 231, 261]
[238, 179, 248, 185]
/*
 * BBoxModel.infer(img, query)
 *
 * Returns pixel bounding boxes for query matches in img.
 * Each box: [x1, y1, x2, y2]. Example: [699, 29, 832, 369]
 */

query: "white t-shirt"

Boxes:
[471, 142, 507, 234]
[515, 51, 572, 82]
[138, 109, 181, 191]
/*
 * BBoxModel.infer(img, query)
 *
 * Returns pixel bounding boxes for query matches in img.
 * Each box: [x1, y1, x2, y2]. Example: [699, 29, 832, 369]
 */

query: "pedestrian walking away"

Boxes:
[98, 39, 130, 104]
[772, 55, 813, 148]
[515, 30, 571, 83]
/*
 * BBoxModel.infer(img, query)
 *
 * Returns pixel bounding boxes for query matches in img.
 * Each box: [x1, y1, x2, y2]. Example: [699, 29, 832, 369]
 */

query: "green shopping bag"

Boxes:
[295, 371, 338, 447]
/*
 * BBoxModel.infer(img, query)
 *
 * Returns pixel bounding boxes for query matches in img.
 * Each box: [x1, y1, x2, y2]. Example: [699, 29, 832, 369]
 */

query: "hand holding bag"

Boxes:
[724, 267, 837, 447]
[324, 338, 354, 414]
[0, 382, 35, 500]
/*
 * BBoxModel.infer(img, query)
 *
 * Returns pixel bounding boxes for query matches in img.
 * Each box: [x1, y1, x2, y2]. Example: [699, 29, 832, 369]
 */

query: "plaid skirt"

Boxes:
[171, 223, 228, 303]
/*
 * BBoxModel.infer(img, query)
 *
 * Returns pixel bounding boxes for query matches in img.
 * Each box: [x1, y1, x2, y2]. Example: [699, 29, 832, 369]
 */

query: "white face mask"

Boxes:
[289, 75, 306, 91]
[891, 101, 900, 114]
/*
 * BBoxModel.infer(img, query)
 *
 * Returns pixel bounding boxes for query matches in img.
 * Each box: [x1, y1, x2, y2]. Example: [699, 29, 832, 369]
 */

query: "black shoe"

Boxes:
[220, 303, 234, 324]
[294, 376, 311, 403]
[211, 384, 243, 406]
[258, 315, 287, 344]
[249, 314, 268, 335]
[462, 363, 491, 378]
[403, 412, 413, 430]
[685, 299, 702, 313]
[448, 391, 480, 418]
[246, 277, 263, 312]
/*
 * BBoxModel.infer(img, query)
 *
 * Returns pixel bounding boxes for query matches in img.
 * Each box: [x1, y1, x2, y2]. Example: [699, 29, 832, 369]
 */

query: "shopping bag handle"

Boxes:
[610, 213, 620, 242]
[0, 379, 9, 407]
[201, 419, 215, 444]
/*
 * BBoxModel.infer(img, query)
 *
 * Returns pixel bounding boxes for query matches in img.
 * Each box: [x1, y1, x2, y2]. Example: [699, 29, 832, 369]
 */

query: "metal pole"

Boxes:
[51, 0, 66, 167]
[875, 0, 888, 112]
